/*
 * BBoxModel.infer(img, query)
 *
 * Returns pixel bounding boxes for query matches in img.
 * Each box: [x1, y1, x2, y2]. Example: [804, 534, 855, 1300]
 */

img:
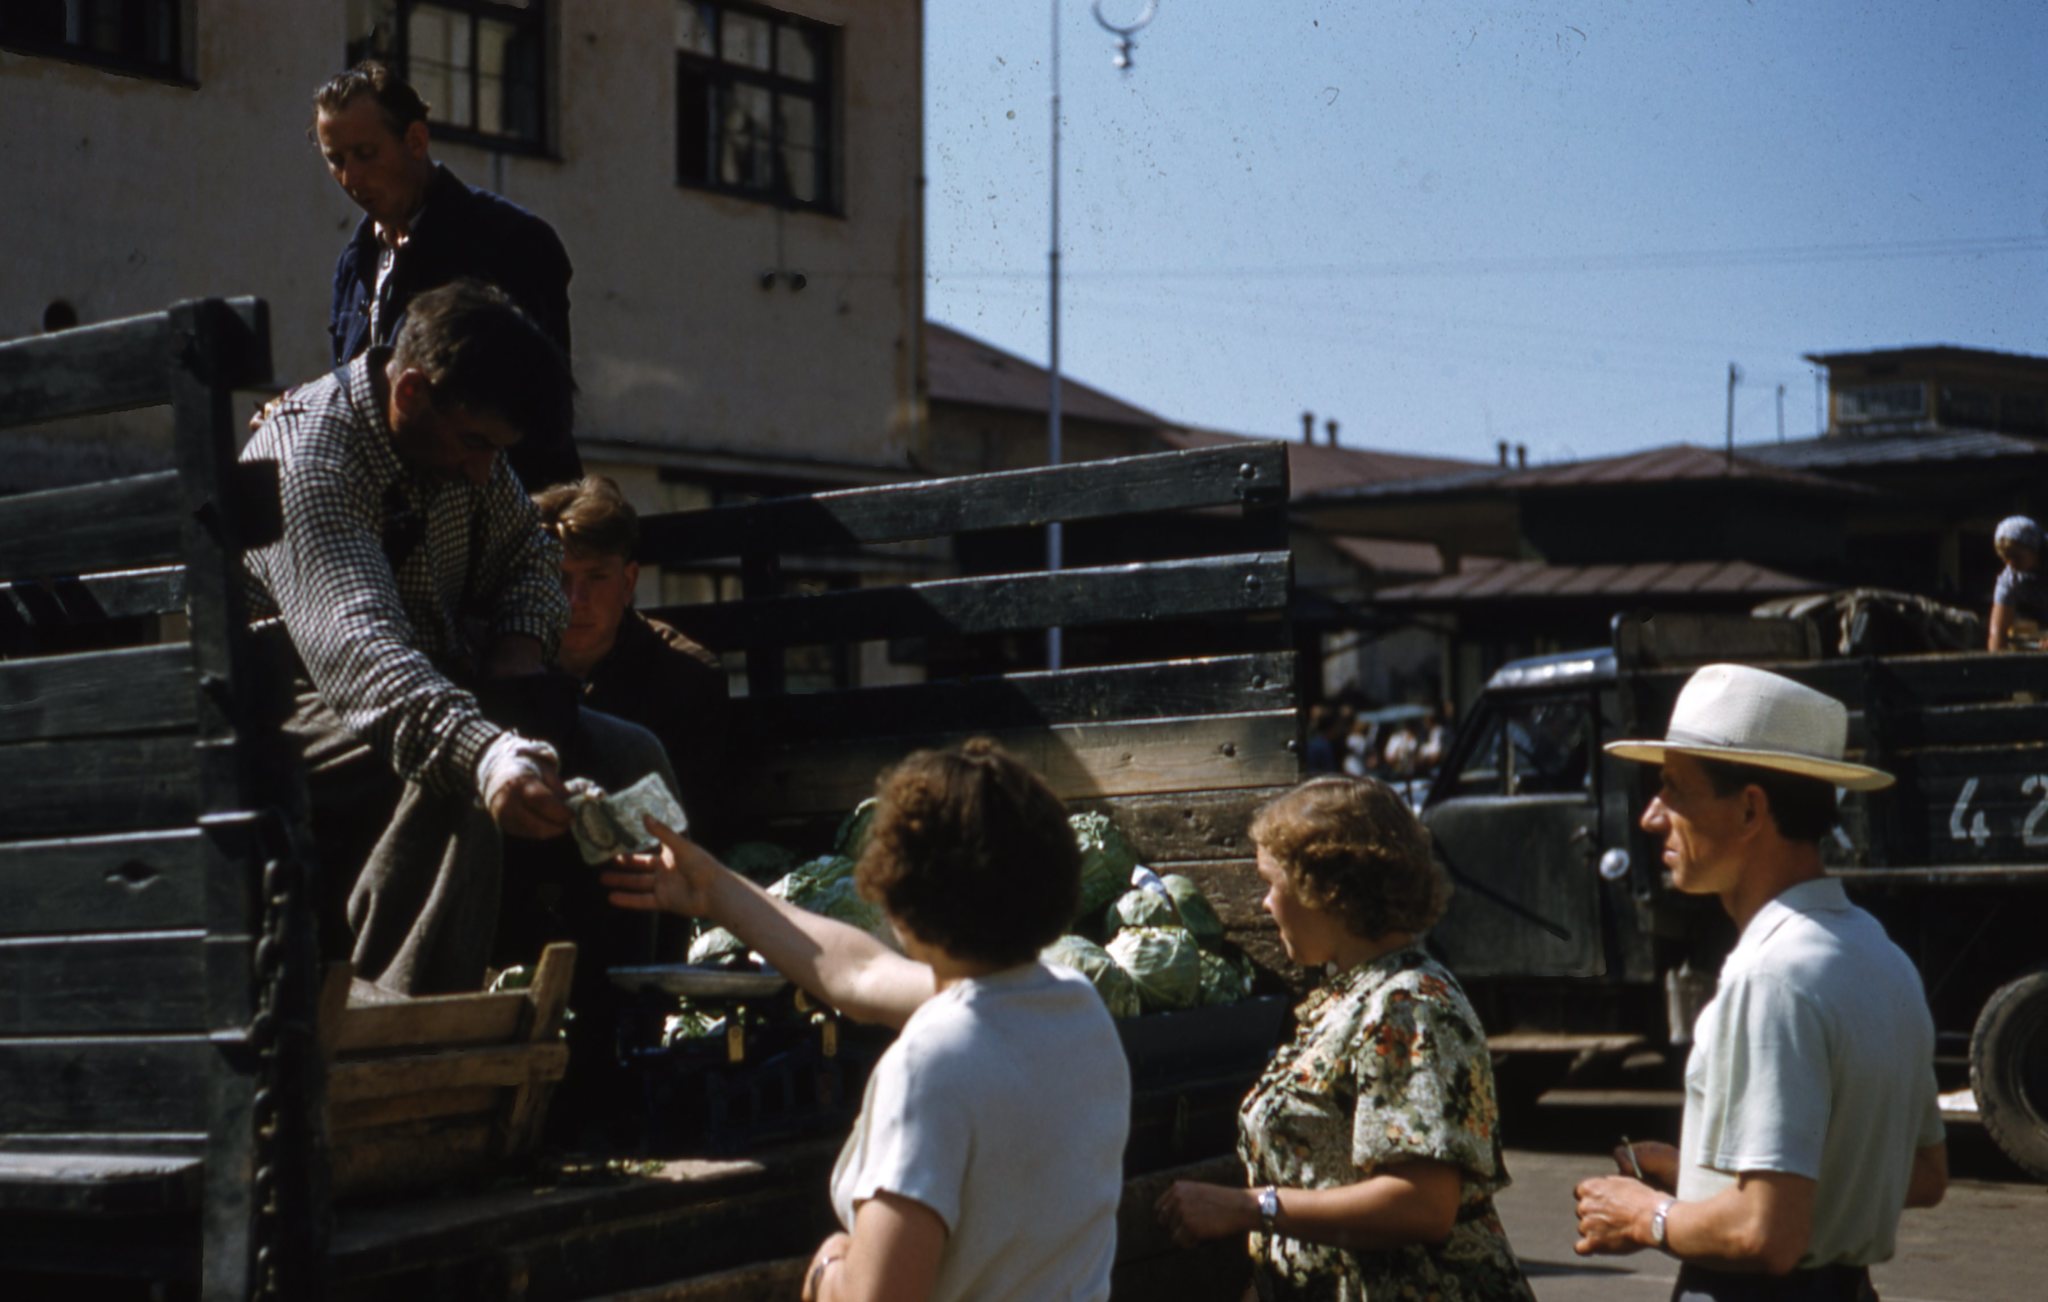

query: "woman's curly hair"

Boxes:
[855, 738, 1079, 966]
[1249, 776, 1449, 939]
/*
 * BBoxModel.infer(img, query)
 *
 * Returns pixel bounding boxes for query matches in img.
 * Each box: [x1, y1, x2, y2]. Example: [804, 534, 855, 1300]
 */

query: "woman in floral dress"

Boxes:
[1155, 776, 1535, 1301]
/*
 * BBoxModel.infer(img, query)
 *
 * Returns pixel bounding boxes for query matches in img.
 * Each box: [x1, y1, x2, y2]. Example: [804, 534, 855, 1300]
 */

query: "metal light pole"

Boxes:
[1046, 1, 1157, 671]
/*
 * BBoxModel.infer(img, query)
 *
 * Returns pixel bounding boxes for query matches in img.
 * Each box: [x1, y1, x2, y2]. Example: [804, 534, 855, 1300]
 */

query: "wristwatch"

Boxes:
[1650, 1197, 1675, 1250]
[1257, 1185, 1281, 1232]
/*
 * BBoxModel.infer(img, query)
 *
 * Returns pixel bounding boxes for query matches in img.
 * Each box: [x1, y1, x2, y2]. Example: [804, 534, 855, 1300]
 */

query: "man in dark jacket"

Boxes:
[312, 59, 581, 490]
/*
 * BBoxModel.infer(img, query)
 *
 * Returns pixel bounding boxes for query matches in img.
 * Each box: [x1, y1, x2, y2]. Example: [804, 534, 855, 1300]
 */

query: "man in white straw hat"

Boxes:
[1570, 664, 1947, 1301]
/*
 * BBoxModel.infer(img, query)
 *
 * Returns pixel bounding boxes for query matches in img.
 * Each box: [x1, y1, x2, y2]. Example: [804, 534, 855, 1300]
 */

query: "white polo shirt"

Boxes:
[1677, 878, 1945, 1268]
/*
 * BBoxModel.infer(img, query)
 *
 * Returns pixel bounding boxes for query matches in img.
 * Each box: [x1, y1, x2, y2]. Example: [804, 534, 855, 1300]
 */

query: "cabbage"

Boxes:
[1107, 925, 1202, 1012]
[693, 856, 890, 962]
[1041, 935, 1142, 1019]
[834, 798, 880, 858]
[1163, 874, 1226, 945]
[1070, 810, 1139, 919]
[805, 877, 898, 949]
[725, 841, 799, 883]
[771, 854, 857, 907]
[1198, 949, 1257, 1007]
[1110, 884, 1183, 933]
[687, 923, 747, 965]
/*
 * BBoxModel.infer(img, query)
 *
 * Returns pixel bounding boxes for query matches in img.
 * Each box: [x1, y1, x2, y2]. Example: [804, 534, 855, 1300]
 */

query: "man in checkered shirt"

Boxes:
[245, 281, 669, 995]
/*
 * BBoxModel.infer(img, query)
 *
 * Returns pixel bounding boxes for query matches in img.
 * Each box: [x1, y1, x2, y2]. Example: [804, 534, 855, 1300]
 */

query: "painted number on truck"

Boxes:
[1947, 774, 2048, 850]
[1950, 777, 1990, 848]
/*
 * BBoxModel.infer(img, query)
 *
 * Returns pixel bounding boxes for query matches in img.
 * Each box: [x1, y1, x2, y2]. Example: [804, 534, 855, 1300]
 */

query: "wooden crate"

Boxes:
[319, 943, 576, 1199]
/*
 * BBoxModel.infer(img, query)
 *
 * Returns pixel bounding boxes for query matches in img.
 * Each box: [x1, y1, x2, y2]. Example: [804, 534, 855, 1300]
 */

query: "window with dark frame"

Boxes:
[676, 1, 838, 212]
[347, 0, 548, 151]
[0, 0, 183, 81]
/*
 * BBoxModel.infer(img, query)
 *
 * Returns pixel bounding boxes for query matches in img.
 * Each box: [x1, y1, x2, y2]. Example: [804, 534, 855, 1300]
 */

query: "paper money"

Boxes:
[564, 771, 690, 864]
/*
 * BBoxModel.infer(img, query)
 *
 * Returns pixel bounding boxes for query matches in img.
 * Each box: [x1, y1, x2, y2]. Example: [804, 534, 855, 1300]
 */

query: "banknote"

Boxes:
[564, 771, 690, 864]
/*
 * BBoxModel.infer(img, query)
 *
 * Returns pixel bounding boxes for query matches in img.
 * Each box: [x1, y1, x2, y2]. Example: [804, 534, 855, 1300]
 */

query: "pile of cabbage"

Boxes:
[681, 803, 1255, 1023]
[1043, 811, 1257, 1018]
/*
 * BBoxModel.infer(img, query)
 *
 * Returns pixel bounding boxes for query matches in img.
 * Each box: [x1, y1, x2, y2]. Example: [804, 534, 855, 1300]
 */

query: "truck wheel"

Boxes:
[1970, 968, 2048, 1181]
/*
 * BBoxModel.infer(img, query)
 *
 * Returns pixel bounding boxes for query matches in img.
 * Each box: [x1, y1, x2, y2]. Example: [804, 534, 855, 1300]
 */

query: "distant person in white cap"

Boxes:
[1570, 664, 1947, 1302]
[1987, 515, 2048, 651]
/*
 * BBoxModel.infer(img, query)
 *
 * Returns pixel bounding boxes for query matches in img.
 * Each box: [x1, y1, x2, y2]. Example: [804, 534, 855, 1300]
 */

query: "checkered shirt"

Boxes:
[242, 352, 566, 795]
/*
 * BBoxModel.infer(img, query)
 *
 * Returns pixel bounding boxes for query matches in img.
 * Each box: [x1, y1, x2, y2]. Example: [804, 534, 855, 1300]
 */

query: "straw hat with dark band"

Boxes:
[1603, 663, 1895, 792]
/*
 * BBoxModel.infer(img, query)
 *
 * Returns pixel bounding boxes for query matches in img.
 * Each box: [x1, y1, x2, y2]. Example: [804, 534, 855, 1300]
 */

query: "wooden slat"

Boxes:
[329, 1116, 496, 1200]
[0, 566, 188, 635]
[0, 1151, 204, 1216]
[639, 442, 1290, 561]
[330, 1087, 500, 1133]
[332, 992, 531, 1055]
[0, 472, 184, 579]
[0, 642, 195, 743]
[736, 711, 1300, 817]
[0, 932, 210, 1035]
[653, 551, 1290, 652]
[736, 654, 1296, 745]
[0, 1036, 213, 1133]
[0, 296, 271, 427]
[327, 1043, 570, 1105]
[0, 829, 213, 937]
[0, 736, 197, 838]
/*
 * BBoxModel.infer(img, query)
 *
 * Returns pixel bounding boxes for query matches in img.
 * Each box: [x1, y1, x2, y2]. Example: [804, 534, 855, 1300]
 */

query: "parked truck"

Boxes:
[0, 300, 1302, 1298]
[1421, 607, 2048, 1180]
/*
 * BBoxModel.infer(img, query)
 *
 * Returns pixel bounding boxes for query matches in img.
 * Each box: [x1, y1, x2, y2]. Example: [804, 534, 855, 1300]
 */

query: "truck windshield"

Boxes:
[1442, 697, 1592, 798]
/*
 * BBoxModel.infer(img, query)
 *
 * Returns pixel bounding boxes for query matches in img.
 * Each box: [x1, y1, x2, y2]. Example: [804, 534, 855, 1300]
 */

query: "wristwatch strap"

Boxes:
[1650, 1197, 1675, 1250]
[1257, 1185, 1281, 1232]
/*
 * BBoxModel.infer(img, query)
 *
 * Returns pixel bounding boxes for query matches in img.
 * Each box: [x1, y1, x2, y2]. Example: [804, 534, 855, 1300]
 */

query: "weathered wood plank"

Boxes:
[639, 443, 1289, 561]
[653, 551, 1290, 652]
[0, 296, 271, 427]
[736, 712, 1300, 817]
[330, 1115, 497, 1201]
[0, 1150, 203, 1216]
[0, 472, 185, 579]
[0, 735, 198, 837]
[0, 566, 188, 639]
[735, 654, 1297, 745]
[330, 1087, 500, 1133]
[327, 1043, 570, 1105]
[0, 931, 211, 1035]
[0, 642, 195, 743]
[332, 993, 531, 1055]
[0, 1036, 213, 1133]
[0, 829, 213, 937]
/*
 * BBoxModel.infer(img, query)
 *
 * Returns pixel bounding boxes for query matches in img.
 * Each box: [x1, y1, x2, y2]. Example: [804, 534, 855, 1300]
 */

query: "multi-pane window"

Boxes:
[348, 1, 547, 150]
[0, 0, 182, 80]
[676, 2, 837, 212]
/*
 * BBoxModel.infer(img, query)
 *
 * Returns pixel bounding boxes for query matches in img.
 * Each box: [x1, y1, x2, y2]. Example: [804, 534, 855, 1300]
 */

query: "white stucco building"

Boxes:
[0, 0, 927, 530]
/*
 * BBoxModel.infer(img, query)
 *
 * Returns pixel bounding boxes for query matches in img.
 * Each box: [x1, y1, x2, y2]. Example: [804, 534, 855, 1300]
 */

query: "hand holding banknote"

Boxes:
[564, 771, 690, 864]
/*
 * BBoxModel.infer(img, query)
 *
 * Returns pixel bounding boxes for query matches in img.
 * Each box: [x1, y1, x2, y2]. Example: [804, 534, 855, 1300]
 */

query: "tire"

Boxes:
[1970, 967, 2048, 1181]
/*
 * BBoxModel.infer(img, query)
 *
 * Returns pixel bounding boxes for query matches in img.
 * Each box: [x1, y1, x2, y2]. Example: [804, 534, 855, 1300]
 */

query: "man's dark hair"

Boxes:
[313, 59, 430, 137]
[391, 281, 576, 446]
[1697, 757, 1839, 843]
[855, 739, 1080, 967]
[533, 476, 638, 559]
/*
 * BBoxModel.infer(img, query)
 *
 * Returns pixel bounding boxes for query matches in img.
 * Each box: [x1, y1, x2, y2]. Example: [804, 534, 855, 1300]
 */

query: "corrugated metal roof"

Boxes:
[1376, 557, 1825, 605]
[1803, 344, 2048, 378]
[926, 321, 1164, 428]
[1745, 428, 2048, 471]
[1158, 425, 1482, 494]
[1326, 534, 1444, 576]
[1304, 442, 1856, 504]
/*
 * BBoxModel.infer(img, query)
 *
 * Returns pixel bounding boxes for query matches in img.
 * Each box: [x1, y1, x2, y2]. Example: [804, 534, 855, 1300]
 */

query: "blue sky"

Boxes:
[924, 1, 2048, 465]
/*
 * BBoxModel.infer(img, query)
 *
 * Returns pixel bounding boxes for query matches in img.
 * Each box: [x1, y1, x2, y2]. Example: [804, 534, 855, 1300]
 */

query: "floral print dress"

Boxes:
[1238, 946, 1534, 1302]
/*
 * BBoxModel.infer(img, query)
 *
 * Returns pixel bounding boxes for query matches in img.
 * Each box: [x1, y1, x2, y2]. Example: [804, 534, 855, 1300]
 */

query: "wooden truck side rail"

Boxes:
[0, 300, 328, 1298]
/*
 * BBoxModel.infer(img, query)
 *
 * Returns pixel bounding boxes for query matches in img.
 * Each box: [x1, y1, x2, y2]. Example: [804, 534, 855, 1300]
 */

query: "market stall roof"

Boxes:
[1375, 556, 1825, 608]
